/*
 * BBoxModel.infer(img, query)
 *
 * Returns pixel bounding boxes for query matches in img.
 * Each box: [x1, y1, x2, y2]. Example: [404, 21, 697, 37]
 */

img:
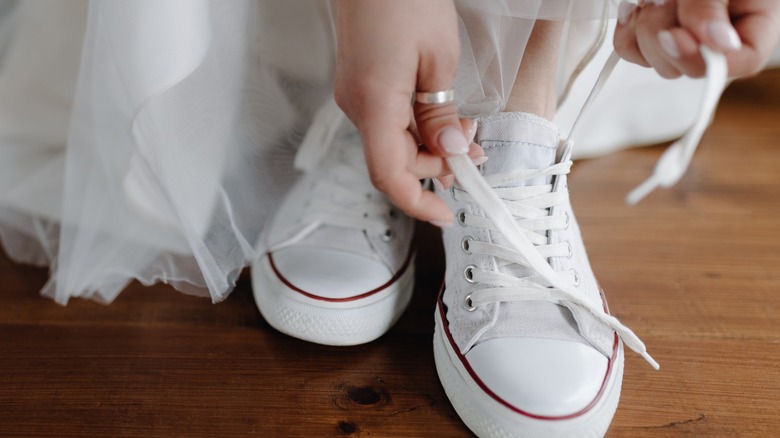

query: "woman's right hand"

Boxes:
[333, 0, 482, 227]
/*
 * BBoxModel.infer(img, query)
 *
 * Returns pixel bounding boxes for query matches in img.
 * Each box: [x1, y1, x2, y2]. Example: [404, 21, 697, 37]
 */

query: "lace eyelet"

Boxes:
[565, 241, 573, 258]
[465, 294, 476, 312]
[464, 264, 477, 283]
[461, 236, 473, 254]
[563, 211, 570, 230]
[388, 209, 397, 220]
[382, 228, 394, 242]
[569, 268, 580, 286]
[450, 186, 457, 198]
[457, 209, 467, 227]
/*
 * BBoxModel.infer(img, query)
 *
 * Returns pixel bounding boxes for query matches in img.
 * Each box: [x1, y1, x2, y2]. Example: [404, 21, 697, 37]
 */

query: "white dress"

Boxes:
[0, 0, 730, 305]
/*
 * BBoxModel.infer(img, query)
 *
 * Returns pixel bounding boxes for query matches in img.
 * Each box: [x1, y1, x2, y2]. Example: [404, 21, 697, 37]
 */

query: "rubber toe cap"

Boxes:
[271, 247, 392, 299]
[466, 337, 610, 417]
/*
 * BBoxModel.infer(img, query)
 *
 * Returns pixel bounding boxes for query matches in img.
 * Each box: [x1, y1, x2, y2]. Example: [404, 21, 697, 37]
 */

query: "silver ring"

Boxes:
[414, 89, 455, 105]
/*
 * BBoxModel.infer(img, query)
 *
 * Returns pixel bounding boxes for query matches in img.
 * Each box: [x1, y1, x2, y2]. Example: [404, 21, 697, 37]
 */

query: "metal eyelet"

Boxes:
[381, 228, 394, 242]
[461, 236, 473, 254]
[465, 294, 477, 312]
[457, 209, 467, 227]
[464, 264, 477, 283]
[569, 269, 580, 286]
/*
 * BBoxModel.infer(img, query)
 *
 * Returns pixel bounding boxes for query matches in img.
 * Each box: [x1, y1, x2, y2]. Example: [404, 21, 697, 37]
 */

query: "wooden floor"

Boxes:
[2, 69, 780, 437]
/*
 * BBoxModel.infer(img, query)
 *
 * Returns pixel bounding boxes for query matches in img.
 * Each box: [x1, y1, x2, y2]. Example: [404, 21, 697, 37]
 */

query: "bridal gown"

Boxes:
[1, 0, 771, 305]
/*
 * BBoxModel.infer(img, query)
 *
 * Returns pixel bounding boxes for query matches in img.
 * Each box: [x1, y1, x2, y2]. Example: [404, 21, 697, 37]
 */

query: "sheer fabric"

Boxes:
[0, 0, 620, 304]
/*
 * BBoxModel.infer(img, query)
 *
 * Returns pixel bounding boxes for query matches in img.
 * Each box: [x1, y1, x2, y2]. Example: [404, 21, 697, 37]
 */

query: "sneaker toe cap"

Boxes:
[271, 247, 392, 300]
[466, 337, 610, 418]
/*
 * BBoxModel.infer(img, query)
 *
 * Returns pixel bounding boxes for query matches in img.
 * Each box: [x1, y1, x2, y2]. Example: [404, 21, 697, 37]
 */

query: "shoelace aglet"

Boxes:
[611, 315, 660, 370]
[642, 351, 661, 370]
[626, 176, 659, 205]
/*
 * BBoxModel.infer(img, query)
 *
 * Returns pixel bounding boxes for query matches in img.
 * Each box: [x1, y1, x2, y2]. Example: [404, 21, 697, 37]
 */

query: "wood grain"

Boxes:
[1, 69, 779, 437]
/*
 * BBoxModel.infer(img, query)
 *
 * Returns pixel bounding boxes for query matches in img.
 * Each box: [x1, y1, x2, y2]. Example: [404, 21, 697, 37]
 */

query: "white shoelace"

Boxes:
[627, 47, 729, 204]
[446, 46, 728, 370]
[453, 161, 575, 289]
[270, 98, 392, 251]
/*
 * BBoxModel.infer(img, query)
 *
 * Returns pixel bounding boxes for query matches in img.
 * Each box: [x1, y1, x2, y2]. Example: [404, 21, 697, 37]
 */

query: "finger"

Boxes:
[430, 119, 482, 190]
[417, 116, 476, 161]
[413, 43, 468, 158]
[412, 142, 486, 179]
[360, 103, 453, 225]
[434, 142, 490, 193]
[410, 118, 481, 178]
[726, 12, 780, 77]
[614, 3, 652, 68]
[658, 27, 707, 77]
[434, 175, 456, 191]
[407, 112, 421, 145]
[368, 145, 453, 224]
[461, 117, 478, 147]
[414, 100, 469, 157]
[677, 0, 742, 52]
[381, 171, 453, 226]
[635, 1, 684, 78]
[617, 0, 638, 26]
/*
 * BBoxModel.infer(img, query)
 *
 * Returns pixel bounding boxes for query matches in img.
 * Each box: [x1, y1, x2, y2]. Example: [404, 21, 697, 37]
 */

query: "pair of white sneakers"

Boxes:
[252, 98, 649, 436]
[252, 46, 727, 436]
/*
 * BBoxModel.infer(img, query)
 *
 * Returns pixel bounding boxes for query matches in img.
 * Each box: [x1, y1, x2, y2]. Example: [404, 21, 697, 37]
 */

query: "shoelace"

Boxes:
[453, 161, 575, 288]
[627, 47, 728, 204]
[446, 46, 727, 370]
[270, 98, 393, 251]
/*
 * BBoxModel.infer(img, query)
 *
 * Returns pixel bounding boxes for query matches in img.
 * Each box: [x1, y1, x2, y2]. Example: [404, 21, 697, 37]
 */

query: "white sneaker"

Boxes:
[433, 112, 657, 437]
[430, 46, 728, 436]
[252, 102, 415, 346]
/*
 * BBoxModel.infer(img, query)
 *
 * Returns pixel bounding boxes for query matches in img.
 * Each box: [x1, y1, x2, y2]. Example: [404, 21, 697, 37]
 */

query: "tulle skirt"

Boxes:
[0, 0, 659, 304]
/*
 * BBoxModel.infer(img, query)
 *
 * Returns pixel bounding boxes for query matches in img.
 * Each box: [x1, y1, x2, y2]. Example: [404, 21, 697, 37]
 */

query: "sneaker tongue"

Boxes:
[476, 112, 560, 186]
[455, 112, 604, 354]
[480, 141, 557, 186]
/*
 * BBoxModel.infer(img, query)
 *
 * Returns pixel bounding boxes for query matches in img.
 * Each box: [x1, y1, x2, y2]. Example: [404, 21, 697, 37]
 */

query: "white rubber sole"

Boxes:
[433, 304, 624, 438]
[252, 253, 415, 346]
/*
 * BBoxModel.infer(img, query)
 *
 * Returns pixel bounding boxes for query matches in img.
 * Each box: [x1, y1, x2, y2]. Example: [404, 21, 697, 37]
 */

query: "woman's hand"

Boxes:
[615, 0, 780, 78]
[333, 0, 482, 227]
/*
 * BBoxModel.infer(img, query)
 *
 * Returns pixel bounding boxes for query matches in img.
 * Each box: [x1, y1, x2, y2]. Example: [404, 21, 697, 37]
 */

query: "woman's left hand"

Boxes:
[614, 0, 780, 78]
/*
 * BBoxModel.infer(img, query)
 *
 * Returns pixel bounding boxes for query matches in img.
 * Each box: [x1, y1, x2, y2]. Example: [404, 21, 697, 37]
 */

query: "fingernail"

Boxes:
[658, 30, 680, 59]
[430, 219, 453, 229]
[439, 126, 469, 155]
[618, 1, 637, 25]
[432, 177, 444, 192]
[708, 21, 742, 51]
[471, 156, 488, 166]
[466, 119, 477, 144]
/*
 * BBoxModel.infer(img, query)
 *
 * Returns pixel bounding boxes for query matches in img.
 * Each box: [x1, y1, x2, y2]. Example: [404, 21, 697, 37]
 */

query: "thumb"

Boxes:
[678, 0, 742, 52]
[414, 96, 469, 157]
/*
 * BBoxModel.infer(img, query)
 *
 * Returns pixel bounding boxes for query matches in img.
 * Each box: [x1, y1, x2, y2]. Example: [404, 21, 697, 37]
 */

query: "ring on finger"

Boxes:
[414, 89, 455, 105]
